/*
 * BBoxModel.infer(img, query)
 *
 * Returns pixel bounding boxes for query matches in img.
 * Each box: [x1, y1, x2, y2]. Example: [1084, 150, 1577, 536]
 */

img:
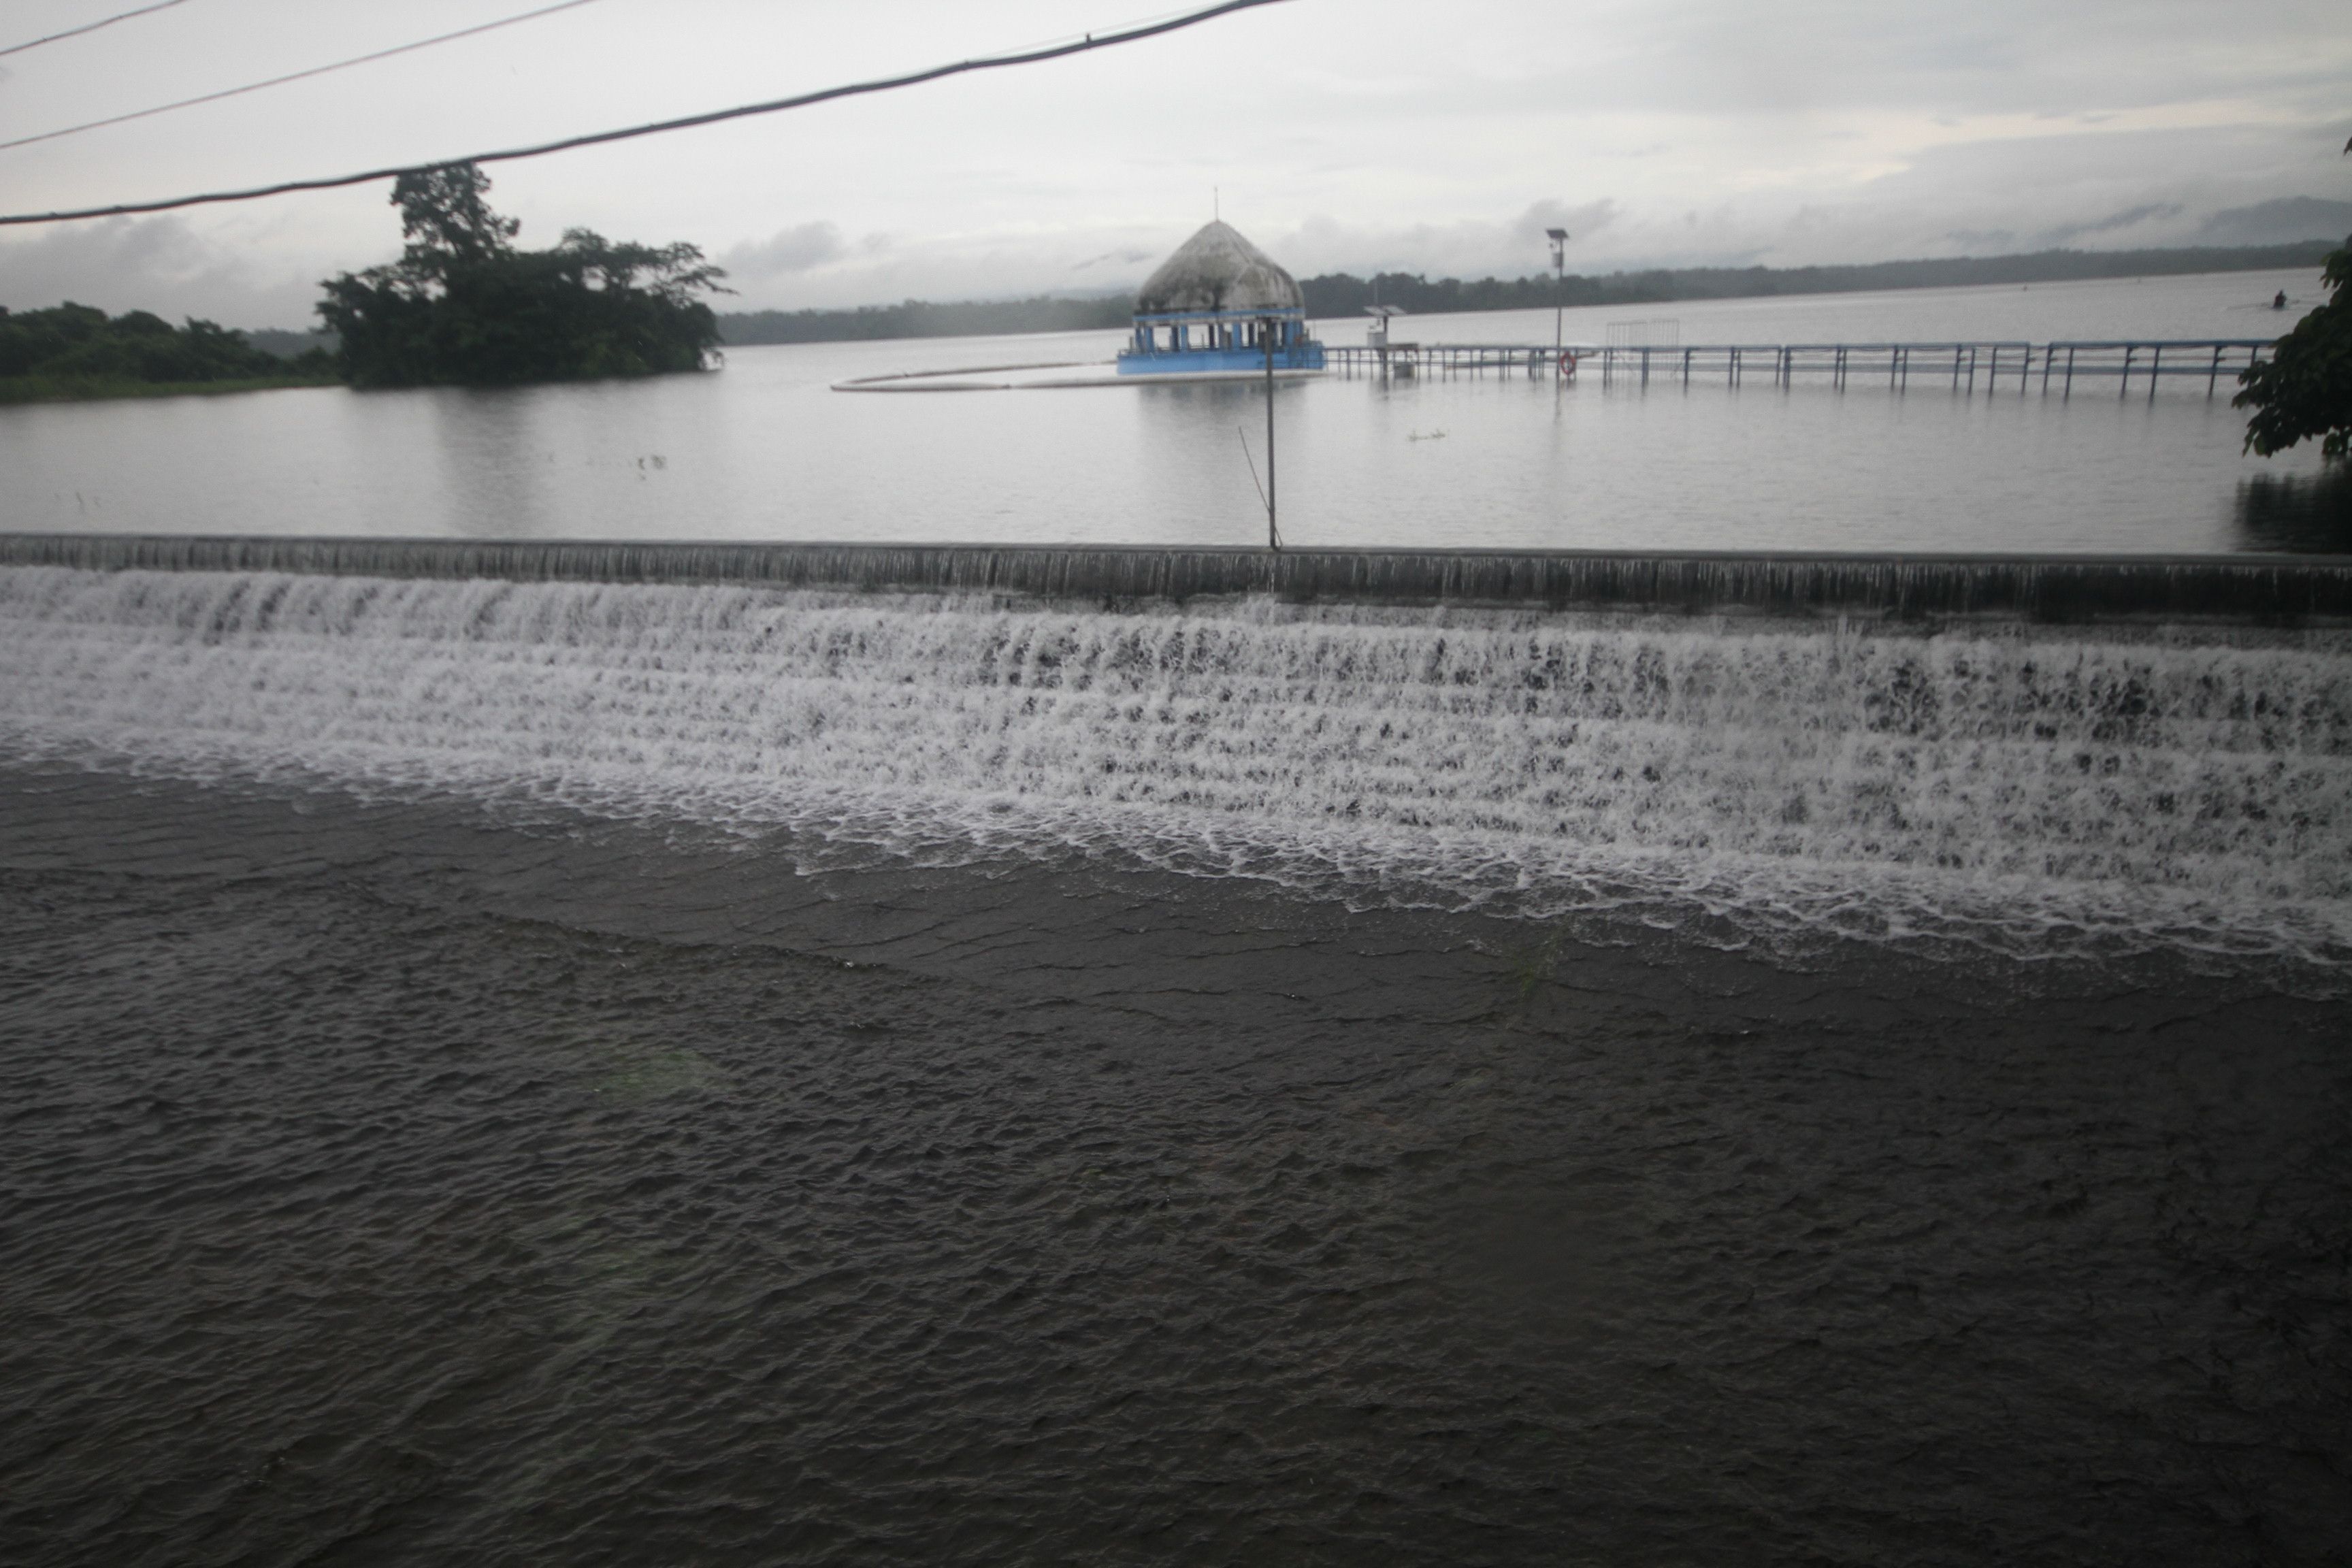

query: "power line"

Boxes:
[0, 0, 606, 154]
[0, 0, 1289, 227]
[0, 0, 191, 61]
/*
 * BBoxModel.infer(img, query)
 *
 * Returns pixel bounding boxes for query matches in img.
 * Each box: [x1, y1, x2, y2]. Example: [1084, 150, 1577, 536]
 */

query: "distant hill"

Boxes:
[246, 328, 340, 360]
[710, 240, 2340, 348]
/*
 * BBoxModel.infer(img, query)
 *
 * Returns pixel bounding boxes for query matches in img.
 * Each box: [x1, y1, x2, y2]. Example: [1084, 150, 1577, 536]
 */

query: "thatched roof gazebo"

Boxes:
[1117, 220, 1325, 377]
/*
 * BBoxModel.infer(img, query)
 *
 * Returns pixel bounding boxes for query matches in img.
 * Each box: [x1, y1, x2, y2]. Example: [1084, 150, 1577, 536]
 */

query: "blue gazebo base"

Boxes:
[1116, 344, 1327, 376]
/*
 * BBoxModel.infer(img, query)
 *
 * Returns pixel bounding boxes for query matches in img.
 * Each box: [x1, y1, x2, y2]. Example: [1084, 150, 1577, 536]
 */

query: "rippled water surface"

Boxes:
[4, 769, 2349, 1567]
[3, 269, 2345, 553]
[3, 566, 2351, 1565]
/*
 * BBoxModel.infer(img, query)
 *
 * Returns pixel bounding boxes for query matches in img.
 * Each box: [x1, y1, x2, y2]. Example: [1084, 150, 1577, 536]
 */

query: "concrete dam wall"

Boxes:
[4, 533, 2351, 623]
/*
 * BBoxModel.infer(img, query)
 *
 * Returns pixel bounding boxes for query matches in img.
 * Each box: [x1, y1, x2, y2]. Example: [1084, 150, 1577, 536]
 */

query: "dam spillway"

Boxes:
[3, 533, 2351, 623]
[3, 540, 2347, 965]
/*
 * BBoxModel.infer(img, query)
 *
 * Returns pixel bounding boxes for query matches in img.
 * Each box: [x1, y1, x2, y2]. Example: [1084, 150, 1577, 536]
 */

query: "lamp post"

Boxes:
[1260, 314, 1280, 550]
[1546, 227, 1570, 370]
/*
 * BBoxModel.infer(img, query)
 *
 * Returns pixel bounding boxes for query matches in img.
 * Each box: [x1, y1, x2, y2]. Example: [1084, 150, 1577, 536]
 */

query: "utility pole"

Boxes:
[1262, 314, 1280, 549]
[1546, 226, 1571, 372]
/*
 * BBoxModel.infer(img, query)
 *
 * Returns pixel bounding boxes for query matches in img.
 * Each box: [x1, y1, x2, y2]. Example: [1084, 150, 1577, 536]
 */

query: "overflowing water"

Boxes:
[5, 564, 2346, 966]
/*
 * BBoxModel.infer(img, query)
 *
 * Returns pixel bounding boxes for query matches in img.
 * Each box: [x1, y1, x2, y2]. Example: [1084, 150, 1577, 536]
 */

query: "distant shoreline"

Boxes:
[6, 242, 2330, 405]
[710, 240, 2336, 348]
[0, 370, 338, 406]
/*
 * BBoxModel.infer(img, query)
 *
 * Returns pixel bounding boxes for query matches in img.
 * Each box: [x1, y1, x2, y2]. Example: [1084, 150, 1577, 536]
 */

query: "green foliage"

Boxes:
[0, 301, 330, 400]
[2236, 237, 2352, 459]
[391, 163, 518, 267]
[318, 163, 728, 389]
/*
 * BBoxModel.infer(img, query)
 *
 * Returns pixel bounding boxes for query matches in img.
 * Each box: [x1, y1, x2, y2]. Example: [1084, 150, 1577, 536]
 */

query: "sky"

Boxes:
[0, 0, 2348, 328]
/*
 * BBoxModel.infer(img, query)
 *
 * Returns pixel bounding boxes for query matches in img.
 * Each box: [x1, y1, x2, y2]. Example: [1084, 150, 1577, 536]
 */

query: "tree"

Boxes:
[2236, 234, 2352, 459]
[2237, 134, 2352, 460]
[316, 162, 728, 389]
[391, 163, 518, 272]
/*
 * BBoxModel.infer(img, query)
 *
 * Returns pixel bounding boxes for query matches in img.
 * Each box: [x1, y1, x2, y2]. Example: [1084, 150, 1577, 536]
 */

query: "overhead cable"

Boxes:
[0, 0, 607, 154]
[0, 0, 191, 61]
[0, 0, 1289, 227]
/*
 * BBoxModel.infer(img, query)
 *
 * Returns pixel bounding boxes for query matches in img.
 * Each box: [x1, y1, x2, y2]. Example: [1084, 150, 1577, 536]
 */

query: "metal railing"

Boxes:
[1323, 338, 2278, 397]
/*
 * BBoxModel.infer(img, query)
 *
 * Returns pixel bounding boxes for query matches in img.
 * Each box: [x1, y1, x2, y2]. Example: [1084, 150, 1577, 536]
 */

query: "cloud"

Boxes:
[2198, 197, 2352, 246]
[7, 3, 2339, 319]
[721, 221, 847, 278]
[2044, 202, 2187, 243]
[1267, 200, 1631, 282]
[1071, 246, 1156, 272]
[0, 215, 324, 327]
[1510, 199, 1620, 249]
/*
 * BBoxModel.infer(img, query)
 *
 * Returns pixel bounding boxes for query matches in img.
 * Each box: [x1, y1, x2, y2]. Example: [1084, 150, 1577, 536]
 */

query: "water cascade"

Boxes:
[3, 562, 2347, 962]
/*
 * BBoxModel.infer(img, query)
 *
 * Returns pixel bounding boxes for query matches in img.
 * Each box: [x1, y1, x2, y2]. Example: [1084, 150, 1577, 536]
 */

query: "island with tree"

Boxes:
[317, 163, 728, 388]
[0, 161, 726, 404]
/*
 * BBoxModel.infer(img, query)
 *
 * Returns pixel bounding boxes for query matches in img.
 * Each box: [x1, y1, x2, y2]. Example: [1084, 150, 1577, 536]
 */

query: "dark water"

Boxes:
[2238, 466, 2352, 556]
[5, 557, 2351, 1564]
[4, 766, 2350, 1567]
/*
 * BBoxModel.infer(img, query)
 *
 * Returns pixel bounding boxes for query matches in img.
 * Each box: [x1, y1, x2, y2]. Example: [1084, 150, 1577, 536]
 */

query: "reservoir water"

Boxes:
[4, 263, 2350, 1565]
[3, 268, 2345, 553]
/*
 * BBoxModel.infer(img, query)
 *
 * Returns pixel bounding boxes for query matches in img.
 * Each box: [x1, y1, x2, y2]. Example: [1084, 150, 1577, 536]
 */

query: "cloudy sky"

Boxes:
[1, 0, 2347, 327]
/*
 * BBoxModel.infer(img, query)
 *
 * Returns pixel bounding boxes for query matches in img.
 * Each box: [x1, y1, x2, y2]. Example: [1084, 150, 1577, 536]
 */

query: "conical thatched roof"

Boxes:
[1134, 220, 1303, 314]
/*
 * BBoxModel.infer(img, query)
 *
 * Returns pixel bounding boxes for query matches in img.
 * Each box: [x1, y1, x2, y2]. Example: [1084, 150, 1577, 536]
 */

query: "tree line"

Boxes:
[1294, 242, 2340, 318]
[720, 294, 1131, 346]
[0, 301, 336, 403]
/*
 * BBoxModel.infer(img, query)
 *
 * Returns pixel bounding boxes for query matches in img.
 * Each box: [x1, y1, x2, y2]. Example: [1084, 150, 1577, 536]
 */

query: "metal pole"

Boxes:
[1263, 316, 1279, 550]
[1546, 228, 1570, 378]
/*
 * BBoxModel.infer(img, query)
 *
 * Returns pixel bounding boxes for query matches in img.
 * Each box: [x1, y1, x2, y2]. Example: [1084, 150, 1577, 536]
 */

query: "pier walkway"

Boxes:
[1326, 338, 2278, 396]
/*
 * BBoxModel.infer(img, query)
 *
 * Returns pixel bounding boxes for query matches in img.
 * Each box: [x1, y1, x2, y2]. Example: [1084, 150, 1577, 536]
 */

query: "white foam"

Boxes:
[3, 566, 2348, 963]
